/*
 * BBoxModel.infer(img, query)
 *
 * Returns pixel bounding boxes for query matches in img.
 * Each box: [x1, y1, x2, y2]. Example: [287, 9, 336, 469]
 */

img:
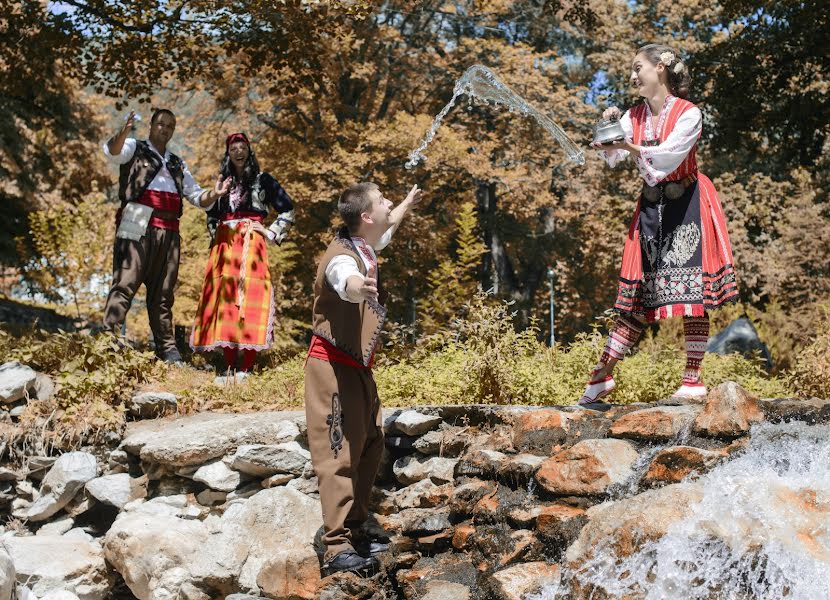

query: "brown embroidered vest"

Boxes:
[117, 141, 186, 214]
[311, 230, 388, 367]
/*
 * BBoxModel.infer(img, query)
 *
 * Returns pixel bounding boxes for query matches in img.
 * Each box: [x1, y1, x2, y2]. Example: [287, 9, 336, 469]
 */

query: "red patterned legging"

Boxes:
[592, 314, 710, 383]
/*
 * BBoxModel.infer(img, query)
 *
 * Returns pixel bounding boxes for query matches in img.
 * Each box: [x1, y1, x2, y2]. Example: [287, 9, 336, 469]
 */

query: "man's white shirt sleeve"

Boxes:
[325, 256, 363, 302]
[102, 137, 137, 164]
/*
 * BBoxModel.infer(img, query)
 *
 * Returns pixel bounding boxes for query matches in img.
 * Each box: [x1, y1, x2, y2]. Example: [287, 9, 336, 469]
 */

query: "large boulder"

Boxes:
[565, 482, 704, 565]
[120, 411, 302, 467]
[693, 381, 764, 438]
[22, 452, 98, 521]
[104, 487, 322, 599]
[535, 439, 639, 496]
[707, 317, 772, 369]
[0, 362, 37, 404]
[4, 536, 111, 600]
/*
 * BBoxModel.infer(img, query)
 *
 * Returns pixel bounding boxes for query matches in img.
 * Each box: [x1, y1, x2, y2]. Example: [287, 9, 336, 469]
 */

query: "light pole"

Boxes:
[546, 266, 555, 346]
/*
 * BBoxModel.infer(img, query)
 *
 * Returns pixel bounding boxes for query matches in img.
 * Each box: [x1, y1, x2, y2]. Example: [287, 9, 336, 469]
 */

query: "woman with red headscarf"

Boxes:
[190, 133, 295, 380]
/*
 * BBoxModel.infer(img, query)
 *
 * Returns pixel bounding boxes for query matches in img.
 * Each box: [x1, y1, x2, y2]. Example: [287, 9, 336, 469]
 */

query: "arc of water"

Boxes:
[406, 64, 585, 169]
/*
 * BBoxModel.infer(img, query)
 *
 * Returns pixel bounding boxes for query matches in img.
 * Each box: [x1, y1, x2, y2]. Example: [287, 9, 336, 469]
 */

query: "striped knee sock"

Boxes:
[683, 315, 710, 384]
[592, 316, 645, 381]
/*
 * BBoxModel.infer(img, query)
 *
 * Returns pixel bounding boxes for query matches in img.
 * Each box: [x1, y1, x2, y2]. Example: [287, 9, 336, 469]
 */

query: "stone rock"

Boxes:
[488, 562, 561, 600]
[497, 453, 545, 488]
[389, 410, 443, 436]
[226, 482, 263, 502]
[412, 426, 470, 456]
[478, 529, 541, 568]
[63, 492, 95, 518]
[261, 473, 294, 488]
[231, 442, 310, 477]
[392, 455, 457, 486]
[120, 411, 302, 467]
[40, 592, 82, 600]
[0, 468, 20, 482]
[707, 317, 772, 369]
[759, 397, 830, 425]
[192, 460, 242, 492]
[375, 479, 452, 514]
[454, 449, 507, 479]
[535, 505, 588, 555]
[33, 373, 55, 401]
[195, 489, 227, 506]
[609, 405, 700, 441]
[36, 516, 75, 537]
[63, 528, 95, 542]
[565, 482, 704, 565]
[26, 456, 57, 480]
[15, 586, 36, 600]
[0, 545, 13, 600]
[512, 408, 579, 453]
[0, 362, 37, 404]
[24, 452, 98, 521]
[316, 572, 380, 600]
[8, 405, 25, 418]
[285, 476, 319, 497]
[85, 474, 147, 509]
[420, 580, 471, 599]
[693, 381, 764, 438]
[397, 554, 478, 600]
[641, 446, 727, 487]
[5, 535, 111, 600]
[127, 391, 178, 419]
[449, 480, 497, 518]
[535, 439, 639, 496]
[379, 507, 452, 537]
[105, 487, 321, 599]
[451, 522, 476, 550]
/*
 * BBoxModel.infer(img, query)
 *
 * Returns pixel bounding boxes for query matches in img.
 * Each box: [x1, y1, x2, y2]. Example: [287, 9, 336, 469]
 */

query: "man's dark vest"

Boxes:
[117, 141, 186, 216]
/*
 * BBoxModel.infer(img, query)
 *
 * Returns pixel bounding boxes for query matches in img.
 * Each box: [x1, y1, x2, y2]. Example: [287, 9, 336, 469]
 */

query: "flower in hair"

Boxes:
[659, 51, 675, 66]
[673, 61, 685, 74]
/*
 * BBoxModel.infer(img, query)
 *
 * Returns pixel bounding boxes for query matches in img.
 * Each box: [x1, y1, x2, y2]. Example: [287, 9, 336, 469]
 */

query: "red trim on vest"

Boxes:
[305, 334, 373, 369]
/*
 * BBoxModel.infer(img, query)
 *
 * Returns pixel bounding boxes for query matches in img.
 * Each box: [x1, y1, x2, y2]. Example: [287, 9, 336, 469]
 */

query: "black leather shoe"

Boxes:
[158, 348, 184, 365]
[321, 551, 379, 577]
[354, 537, 391, 556]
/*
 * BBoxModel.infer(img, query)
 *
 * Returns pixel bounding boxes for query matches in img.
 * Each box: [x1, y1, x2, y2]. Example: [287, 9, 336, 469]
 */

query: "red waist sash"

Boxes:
[116, 190, 182, 232]
[306, 334, 373, 369]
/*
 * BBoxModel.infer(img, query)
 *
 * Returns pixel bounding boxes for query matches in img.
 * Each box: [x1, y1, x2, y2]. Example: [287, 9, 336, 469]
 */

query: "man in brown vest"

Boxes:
[101, 109, 229, 363]
[305, 182, 422, 576]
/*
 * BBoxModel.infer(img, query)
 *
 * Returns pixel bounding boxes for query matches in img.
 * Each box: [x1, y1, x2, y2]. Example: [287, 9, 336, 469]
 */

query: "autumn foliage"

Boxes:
[2, 0, 828, 372]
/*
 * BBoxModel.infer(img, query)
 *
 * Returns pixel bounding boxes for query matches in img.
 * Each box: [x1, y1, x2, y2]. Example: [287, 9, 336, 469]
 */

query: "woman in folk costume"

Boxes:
[579, 44, 739, 407]
[190, 133, 295, 377]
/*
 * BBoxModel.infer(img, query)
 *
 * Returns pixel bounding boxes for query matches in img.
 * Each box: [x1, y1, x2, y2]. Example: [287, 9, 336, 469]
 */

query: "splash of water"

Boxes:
[530, 421, 830, 600]
[405, 65, 585, 169]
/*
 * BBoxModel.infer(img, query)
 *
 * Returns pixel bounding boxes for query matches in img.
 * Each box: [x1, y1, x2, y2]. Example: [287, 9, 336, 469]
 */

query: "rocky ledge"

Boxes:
[2, 362, 829, 600]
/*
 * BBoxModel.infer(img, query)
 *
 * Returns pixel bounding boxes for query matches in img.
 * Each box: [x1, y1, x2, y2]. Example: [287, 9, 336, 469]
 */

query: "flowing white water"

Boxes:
[405, 64, 585, 169]
[530, 421, 830, 600]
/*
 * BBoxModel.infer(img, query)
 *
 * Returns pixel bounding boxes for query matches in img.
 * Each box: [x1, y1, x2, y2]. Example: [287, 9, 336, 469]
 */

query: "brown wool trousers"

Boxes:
[103, 227, 180, 355]
[304, 357, 384, 562]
